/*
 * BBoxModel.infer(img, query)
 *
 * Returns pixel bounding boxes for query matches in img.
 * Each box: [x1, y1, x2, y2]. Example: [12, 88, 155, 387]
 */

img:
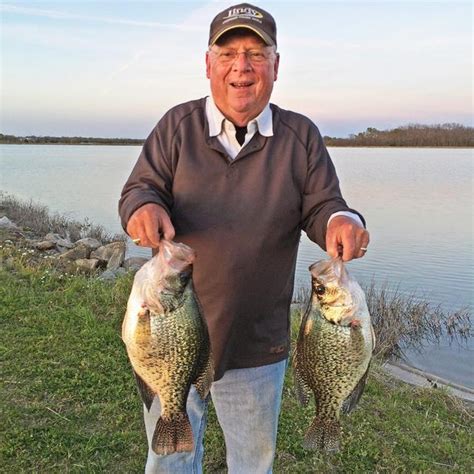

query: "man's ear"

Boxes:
[273, 53, 280, 81]
[206, 51, 211, 79]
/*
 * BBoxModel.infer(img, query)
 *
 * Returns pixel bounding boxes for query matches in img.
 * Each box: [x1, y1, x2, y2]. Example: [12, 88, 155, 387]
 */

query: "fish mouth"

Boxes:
[320, 302, 355, 326]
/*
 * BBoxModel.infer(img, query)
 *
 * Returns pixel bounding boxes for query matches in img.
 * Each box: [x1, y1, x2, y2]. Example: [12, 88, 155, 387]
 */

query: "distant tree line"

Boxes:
[324, 123, 473, 147]
[0, 134, 144, 146]
[1, 123, 473, 147]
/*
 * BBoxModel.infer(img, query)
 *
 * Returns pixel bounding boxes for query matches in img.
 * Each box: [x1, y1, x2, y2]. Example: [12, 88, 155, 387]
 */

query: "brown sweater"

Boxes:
[119, 97, 364, 379]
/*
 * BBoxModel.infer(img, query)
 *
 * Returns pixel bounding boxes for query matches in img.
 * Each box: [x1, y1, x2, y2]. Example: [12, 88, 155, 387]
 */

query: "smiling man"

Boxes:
[119, 3, 369, 473]
[206, 30, 279, 127]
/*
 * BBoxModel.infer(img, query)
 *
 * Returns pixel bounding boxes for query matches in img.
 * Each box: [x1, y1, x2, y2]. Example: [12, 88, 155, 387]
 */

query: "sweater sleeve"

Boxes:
[118, 122, 174, 232]
[301, 127, 365, 250]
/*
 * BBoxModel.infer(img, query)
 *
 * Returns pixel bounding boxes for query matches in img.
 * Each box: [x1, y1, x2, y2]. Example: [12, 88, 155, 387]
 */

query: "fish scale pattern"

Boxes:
[294, 306, 371, 451]
[132, 283, 207, 417]
[304, 309, 367, 408]
[124, 261, 213, 454]
[293, 258, 373, 452]
[123, 240, 213, 454]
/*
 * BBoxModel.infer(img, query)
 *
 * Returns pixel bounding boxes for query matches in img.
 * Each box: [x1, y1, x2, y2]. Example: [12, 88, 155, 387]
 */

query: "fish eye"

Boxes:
[315, 284, 326, 295]
[178, 270, 191, 286]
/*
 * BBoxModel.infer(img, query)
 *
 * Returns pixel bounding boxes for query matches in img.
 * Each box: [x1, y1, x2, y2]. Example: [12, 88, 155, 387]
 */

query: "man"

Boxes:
[119, 3, 369, 473]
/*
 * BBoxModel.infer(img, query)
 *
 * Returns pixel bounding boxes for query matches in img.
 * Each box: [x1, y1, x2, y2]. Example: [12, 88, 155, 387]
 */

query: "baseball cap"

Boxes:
[209, 3, 277, 47]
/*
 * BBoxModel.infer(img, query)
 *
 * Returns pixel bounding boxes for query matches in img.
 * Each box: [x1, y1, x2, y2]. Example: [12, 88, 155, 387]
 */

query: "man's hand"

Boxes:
[326, 215, 370, 262]
[126, 203, 175, 248]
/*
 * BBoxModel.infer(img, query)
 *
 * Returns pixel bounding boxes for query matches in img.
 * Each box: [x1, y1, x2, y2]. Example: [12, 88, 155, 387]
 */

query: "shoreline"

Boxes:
[1, 142, 472, 149]
[383, 362, 474, 404]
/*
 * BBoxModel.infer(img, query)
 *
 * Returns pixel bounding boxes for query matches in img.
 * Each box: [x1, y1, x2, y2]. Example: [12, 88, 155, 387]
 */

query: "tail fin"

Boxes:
[151, 412, 194, 455]
[303, 416, 341, 453]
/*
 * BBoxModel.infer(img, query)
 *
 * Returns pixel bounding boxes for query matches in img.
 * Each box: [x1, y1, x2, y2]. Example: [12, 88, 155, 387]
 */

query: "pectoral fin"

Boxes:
[133, 370, 156, 411]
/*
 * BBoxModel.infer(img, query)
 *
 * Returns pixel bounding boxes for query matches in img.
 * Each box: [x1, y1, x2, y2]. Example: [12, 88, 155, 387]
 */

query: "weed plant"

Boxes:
[0, 192, 123, 243]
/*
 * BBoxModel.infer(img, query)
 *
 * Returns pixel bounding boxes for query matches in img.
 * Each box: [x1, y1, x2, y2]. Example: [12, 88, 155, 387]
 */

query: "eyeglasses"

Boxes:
[211, 48, 272, 65]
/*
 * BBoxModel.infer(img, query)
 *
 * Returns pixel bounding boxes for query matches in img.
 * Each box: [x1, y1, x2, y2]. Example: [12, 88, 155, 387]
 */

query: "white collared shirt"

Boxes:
[204, 96, 364, 229]
[206, 96, 272, 160]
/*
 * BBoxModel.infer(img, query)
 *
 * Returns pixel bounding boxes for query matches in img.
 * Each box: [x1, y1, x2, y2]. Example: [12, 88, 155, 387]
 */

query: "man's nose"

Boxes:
[232, 52, 252, 70]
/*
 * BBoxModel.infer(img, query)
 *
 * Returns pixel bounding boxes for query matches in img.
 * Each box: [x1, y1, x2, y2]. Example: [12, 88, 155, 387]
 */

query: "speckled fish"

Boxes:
[293, 258, 375, 452]
[122, 240, 213, 455]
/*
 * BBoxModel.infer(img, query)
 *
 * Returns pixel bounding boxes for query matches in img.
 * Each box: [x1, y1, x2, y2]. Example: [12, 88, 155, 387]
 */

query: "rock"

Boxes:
[75, 237, 102, 250]
[58, 244, 91, 260]
[75, 258, 100, 271]
[0, 216, 19, 229]
[44, 232, 74, 249]
[44, 232, 62, 241]
[123, 257, 149, 272]
[107, 248, 126, 270]
[35, 240, 57, 251]
[91, 241, 125, 261]
[91, 241, 126, 269]
[99, 267, 127, 281]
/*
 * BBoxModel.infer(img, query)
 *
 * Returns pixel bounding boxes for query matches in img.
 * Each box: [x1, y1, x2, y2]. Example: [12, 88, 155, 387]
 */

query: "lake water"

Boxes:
[1, 144, 473, 388]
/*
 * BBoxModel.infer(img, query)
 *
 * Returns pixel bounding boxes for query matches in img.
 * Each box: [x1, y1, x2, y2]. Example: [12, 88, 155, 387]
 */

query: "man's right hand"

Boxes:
[126, 203, 175, 248]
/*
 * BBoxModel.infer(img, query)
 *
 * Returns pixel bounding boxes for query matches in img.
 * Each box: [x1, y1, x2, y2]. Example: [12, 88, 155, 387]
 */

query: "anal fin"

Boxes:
[292, 356, 312, 407]
[342, 363, 370, 414]
[193, 346, 214, 400]
[133, 370, 155, 411]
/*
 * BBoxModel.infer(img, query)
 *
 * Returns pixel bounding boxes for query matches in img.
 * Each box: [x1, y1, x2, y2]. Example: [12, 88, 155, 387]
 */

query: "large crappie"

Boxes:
[293, 258, 374, 452]
[122, 240, 213, 455]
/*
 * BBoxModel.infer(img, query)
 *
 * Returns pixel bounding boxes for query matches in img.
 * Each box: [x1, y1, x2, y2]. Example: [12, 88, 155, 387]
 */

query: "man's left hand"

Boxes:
[326, 216, 370, 262]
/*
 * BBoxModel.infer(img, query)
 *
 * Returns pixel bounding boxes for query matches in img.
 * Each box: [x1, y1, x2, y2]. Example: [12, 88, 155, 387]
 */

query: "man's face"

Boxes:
[206, 32, 279, 126]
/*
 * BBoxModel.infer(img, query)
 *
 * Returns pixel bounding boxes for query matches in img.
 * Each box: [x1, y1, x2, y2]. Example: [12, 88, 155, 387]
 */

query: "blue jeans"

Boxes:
[143, 359, 287, 474]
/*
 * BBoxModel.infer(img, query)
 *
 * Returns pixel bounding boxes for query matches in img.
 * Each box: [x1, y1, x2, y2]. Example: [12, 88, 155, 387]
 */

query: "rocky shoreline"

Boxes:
[0, 215, 147, 280]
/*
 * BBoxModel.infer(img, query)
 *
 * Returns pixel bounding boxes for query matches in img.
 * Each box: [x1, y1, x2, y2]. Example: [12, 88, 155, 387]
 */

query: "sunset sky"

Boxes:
[1, 0, 472, 138]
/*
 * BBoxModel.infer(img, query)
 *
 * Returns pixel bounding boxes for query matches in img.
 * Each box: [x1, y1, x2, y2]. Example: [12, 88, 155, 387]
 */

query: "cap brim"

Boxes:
[209, 24, 274, 46]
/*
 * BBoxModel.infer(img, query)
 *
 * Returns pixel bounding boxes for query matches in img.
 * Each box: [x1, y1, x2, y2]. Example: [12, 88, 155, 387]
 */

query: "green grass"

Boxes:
[1, 242, 473, 473]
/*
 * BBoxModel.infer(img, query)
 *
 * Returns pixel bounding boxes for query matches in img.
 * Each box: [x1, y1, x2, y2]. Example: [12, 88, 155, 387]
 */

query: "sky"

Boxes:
[0, 0, 472, 138]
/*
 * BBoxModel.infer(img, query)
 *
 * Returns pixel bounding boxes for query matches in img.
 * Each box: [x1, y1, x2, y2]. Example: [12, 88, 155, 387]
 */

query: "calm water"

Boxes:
[1, 144, 473, 387]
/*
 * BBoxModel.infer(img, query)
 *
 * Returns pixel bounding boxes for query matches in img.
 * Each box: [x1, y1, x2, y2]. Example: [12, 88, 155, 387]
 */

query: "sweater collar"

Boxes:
[206, 96, 273, 138]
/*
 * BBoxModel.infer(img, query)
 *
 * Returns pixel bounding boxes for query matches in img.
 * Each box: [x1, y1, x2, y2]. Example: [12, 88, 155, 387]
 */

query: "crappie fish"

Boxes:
[122, 240, 213, 455]
[293, 258, 374, 452]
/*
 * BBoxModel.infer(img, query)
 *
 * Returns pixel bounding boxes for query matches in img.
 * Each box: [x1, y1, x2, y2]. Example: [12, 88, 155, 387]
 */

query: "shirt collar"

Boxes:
[205, 96, 273, 137]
